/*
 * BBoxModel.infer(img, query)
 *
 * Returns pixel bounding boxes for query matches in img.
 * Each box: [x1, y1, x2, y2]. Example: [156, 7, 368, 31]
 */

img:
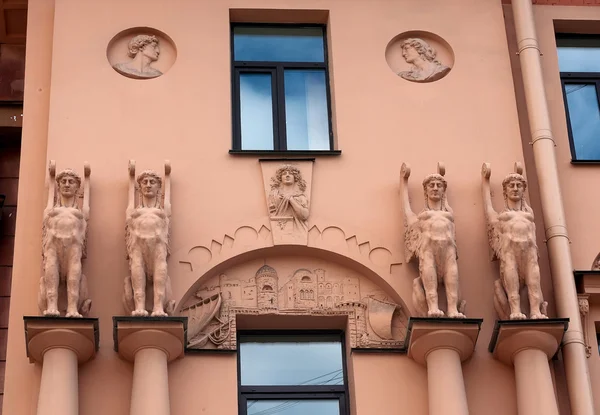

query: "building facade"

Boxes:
[3, 0, 600, 414]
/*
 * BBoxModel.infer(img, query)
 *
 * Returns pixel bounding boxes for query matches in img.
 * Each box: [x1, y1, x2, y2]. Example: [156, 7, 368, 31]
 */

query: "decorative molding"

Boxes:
[578, 294, 592, 358]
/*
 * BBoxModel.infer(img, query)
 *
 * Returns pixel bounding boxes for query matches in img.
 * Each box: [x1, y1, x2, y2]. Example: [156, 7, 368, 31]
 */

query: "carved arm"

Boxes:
[46, 160, 56, 211]
[163, 160, 171, 217]
[82, 162, 91, 219]
[481, 163, 498, 222]
[288, 196, 309, 220]
[400, 163, 417, 225]
[127, 160, 136, 214]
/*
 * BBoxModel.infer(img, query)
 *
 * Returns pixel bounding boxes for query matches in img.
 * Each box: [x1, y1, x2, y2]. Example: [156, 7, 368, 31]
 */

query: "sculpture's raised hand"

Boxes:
[49, 160, 56, 178]
[400, 162, 411, 180]
[128, 160, 136, 177]
[84, 162, 91, 178]
[481, 163, 491, 180]
[164, 160, 171, 176]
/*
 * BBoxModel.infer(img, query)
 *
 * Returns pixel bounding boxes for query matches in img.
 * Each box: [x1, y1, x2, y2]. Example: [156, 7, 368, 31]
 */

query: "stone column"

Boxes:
[114, 317, 187, 415]
[24, 317, 99, 415]
[489, 319, 569, 415]
[407, 318, 483, 415]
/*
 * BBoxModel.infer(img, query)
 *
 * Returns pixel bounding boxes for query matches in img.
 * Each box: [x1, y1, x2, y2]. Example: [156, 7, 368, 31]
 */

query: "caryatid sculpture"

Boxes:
[39, 161, 92, 317]
[481, 162, 548, 320]
[400, 162, 466, 318]
[123, 160, 175, 317]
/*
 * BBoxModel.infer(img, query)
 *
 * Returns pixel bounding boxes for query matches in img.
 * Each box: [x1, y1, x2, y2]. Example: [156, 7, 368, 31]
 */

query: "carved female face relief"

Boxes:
[426, 179, 445, 202]
[281, 171, 296, 185]
[140, 176, 160, 197]
[505, 179, 525, 202]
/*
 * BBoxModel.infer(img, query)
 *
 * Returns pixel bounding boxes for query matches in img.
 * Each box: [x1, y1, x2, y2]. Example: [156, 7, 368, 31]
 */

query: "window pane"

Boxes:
[284, 70, 330, 150]
[557, 47, 600, 73]
[240, 73, 274, 150]
[247, 399, 340, 415]
[234, 27, 325, 62]
[565, 84, 600, 160]
[240, 334, 343, 386]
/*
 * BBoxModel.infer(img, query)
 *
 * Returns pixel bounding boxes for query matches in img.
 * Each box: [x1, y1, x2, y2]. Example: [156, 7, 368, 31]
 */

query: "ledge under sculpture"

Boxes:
[39, 161, 92, 317]
[123, 160, 175, 317]
[481, 162, 548, 320]
[400, 162, 466, 318]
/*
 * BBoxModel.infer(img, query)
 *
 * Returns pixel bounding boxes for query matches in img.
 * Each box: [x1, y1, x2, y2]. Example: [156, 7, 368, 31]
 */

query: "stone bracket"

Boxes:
[113, 316, 187, 362]
[23, 316, 99, 364]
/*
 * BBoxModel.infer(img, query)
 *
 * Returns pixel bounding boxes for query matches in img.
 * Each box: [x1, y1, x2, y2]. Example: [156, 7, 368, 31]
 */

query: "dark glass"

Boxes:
[240, 334, 343, 386]
[565, 83, 600, 160]
[234, 27, 325, 63]
[239, 73, 274, 150]
[284, 69, 330, 150]
[247, 399, 340, 415]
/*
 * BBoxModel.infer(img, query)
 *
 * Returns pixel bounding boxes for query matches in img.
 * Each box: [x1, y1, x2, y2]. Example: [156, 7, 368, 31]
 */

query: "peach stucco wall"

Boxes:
[4, 0, 583, 414]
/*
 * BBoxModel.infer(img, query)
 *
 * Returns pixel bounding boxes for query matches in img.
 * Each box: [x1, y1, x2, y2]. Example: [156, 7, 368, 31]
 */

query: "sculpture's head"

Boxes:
[502, 173, 527, 203]
[55, 169, 81, 197]
[422, 174, 447, 202]
[127, 34, 160, 61]
[137, 170, 162, 198]
[271, 165, 306, 192]
[400, 38, 437, 64]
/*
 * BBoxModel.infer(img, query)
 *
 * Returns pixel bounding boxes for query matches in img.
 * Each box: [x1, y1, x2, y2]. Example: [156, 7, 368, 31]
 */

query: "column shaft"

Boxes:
[37, 348, 78, 415]
[130, 348, 171, 415]
[513, 348, 559, 415]
[426, 348, 469, 415]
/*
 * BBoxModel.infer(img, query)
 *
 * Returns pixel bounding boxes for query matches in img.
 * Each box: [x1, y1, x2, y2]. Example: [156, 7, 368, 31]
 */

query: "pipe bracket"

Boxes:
[530, 129, 556, 146]
[544, 225, 570, 243]
[517, 38, 542, 56]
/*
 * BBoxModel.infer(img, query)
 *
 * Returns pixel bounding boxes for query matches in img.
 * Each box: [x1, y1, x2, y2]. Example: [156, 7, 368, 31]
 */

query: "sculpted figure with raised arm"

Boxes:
[481, 162, 548, 320]
[39, 161, 92, 317]
[400, 162, 466, 318]
[123, 160, 175, 317]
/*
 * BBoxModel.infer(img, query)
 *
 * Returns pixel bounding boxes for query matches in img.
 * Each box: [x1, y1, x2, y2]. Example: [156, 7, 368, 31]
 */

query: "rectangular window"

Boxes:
[557, 36, 600, 162]
[231, 25, 334, 153]
[238, 332, 348, 415]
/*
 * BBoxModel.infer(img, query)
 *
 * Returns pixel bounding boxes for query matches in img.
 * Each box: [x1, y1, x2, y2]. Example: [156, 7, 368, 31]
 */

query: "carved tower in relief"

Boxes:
[256, 265, 278, 310]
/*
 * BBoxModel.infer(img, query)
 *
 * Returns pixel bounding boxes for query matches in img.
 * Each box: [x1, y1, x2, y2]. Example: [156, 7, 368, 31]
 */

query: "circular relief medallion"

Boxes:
[385, 31, 454, 83]
[107, 27, 176, 80]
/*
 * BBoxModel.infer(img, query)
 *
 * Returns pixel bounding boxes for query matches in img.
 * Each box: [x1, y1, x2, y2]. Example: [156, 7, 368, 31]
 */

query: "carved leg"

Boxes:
[500, 255, 526, 320]
[443, 252, 465, 318]
[43, 248, 60, 316]
[130, 250, 148, 317]
[65, 245, 83, 317]
[412, 277, 429, 317]
[525, 250, 548, 319]
[164, 277, 176, 315]
[78, 273, 92, 316]
[38, 276, 47, 315]
[493, 279, 511, 320]
[420, 253, 444, 317]
[151, 245, 169, 317]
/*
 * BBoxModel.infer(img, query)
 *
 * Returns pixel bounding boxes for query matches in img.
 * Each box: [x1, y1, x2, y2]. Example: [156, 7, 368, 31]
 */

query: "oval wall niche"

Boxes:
[107, 27, 177, 80]
[385, 31, 454, 83]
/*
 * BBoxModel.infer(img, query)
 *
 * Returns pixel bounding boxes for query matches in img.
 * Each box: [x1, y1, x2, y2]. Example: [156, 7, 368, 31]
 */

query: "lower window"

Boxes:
[238, 332, 349, 415]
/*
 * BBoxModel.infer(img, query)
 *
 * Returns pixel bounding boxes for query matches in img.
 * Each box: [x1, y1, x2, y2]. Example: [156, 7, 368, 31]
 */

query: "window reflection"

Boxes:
[247, 399, 340, 415]
[240, 73, 274, 150]
[565, 84, 600, 160]
[234, 27, 325, 63]
[239, 334, 344, 386]
[284, 70, 330, 151]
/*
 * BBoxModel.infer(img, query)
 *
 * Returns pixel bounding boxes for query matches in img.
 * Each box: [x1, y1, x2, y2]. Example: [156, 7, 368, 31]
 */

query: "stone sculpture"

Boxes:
[481, 162, 548, 320]
[268, 165, 310, 235]
[397, 38, 450, 83]
[591, 252, 600, 270]
[113, 34, 162, 79]
[123, 160, 175, 317]
[39, 161, 92, 317]
[400, 162, 466, 318]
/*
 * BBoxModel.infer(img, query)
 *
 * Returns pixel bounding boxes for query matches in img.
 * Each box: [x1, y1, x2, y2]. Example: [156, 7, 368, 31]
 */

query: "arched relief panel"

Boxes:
[178, 254, 410, 351]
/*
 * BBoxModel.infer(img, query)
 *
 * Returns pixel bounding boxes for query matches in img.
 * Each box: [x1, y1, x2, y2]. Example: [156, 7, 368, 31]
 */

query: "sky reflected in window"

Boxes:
[247, 399, 340, 415]
[565, 84, 600, 160]
[234, 27, 325, 62]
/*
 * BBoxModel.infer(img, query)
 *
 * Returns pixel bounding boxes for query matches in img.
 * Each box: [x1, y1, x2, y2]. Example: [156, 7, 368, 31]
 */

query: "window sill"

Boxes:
[570, 160, 600, 165]
[229, 150, 341, 157]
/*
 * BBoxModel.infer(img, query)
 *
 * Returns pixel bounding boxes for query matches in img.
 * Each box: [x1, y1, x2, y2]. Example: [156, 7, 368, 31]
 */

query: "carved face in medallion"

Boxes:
[142, 42, 160, 62]
[281, 170, 296, 185]
[140, 176, 160, 198]
[426, 179, 445, 202]
[505, 179, 524, 202]
[402, 45, 420, 64]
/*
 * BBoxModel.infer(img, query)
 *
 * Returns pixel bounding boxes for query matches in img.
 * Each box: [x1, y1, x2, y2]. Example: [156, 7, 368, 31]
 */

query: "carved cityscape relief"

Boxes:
[179, 257, 408, 350]
[481, 162, 549, 320]
[400, 162, 466, 318]
[260, 161, 313, 245]
[123, 160, 176, 317]
[39, 161, 92, 317]
[397, 38, 450, 83]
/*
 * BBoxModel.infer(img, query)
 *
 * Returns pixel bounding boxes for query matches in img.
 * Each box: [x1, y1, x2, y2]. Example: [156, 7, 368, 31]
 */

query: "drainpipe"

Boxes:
[511, 1, 594, 413]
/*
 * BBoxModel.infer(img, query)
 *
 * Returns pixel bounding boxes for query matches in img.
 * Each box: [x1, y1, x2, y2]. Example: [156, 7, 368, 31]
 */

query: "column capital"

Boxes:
[488, 319, 569, 366]
[23, 316, 99, 364]
[113, 316, 187, 362]
[406, 317, 483, 366]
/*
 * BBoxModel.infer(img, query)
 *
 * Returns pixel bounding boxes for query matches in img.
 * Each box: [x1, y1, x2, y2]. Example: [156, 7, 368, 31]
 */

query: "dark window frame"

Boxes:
[237, 330, 350, 415]
[556, 34, 600, 163]
[230, 23, 337, 155]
